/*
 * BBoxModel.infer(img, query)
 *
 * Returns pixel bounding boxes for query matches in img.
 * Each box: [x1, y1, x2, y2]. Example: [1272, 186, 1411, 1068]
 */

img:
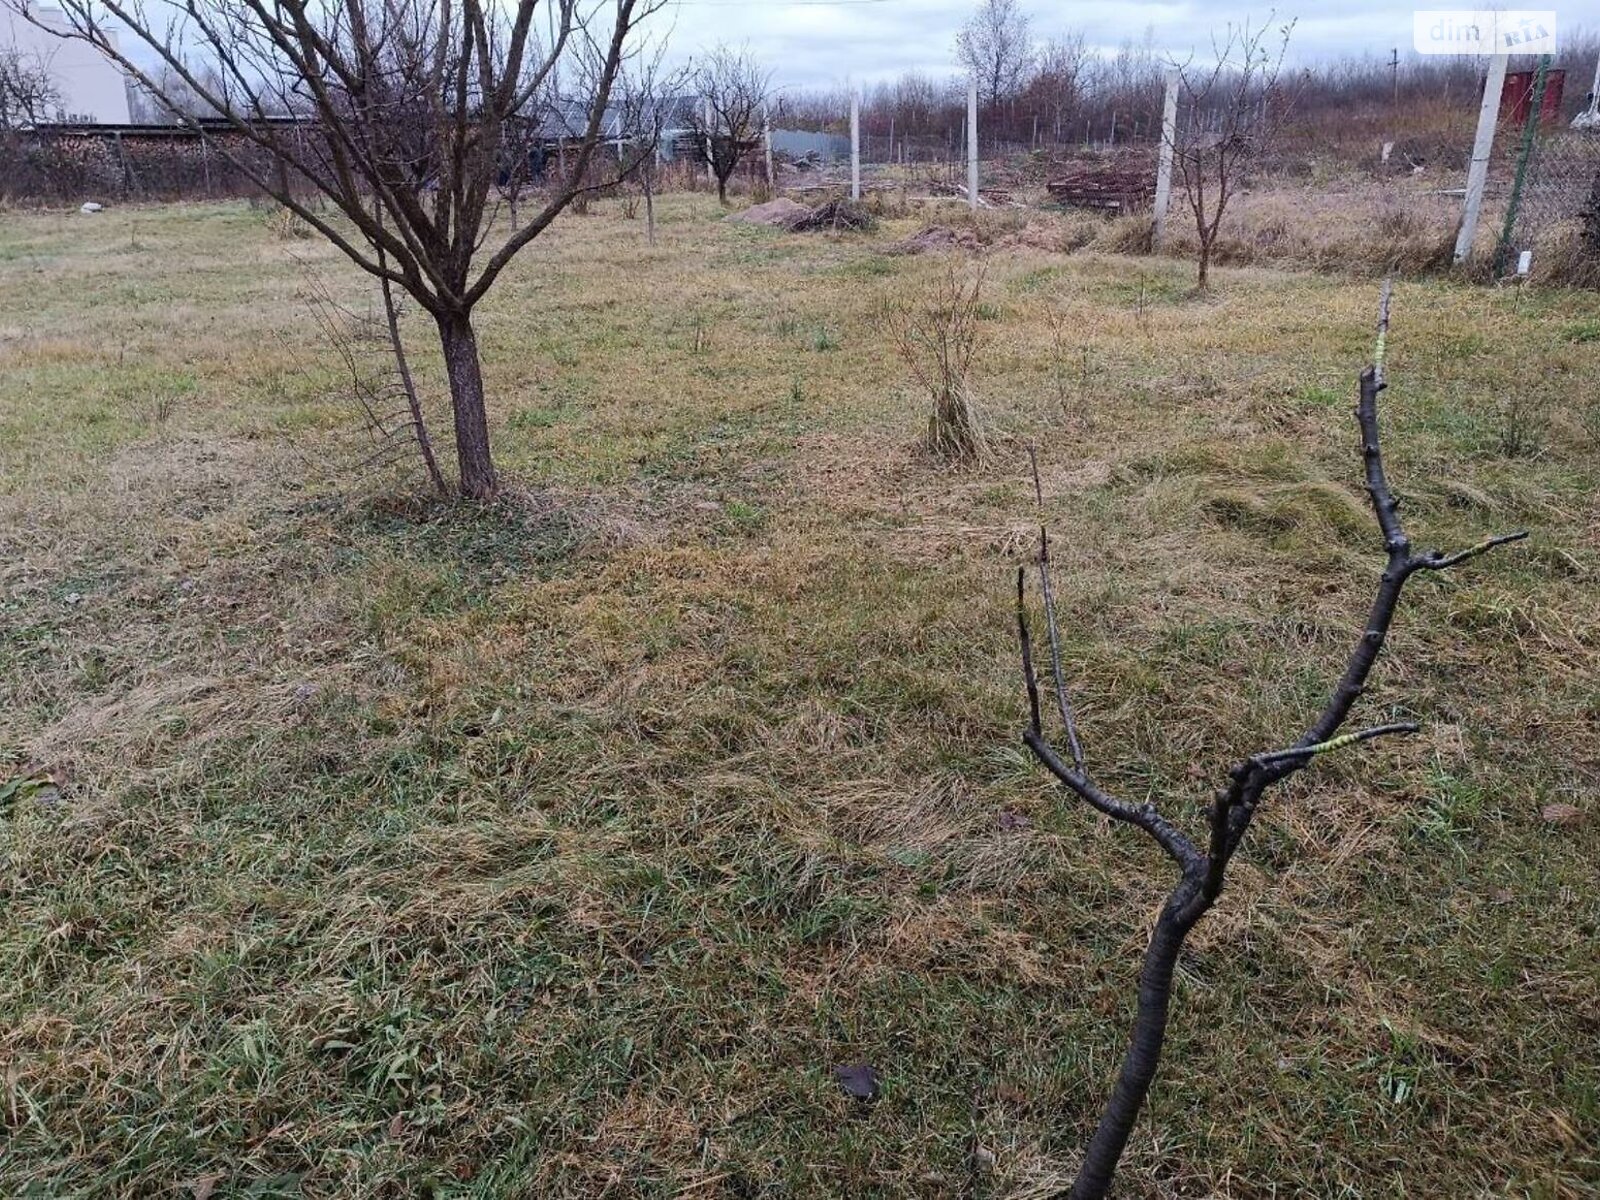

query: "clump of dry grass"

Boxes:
[1094, 213, 1155, 255]
[878, 263, 989, 462]
[266, 204, 315, 240]
[1150, 177, 1464, 277]
[1525, 220, 1600, 289]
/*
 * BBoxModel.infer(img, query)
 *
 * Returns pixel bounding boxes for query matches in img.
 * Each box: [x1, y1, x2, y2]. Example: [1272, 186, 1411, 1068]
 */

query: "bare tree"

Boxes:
[688, 44, 768, 205]
[1014, 285, 1525, 1199]
[1169, 19, 1296, 290]
[0, 45, 59, 126]
[622, 83, 679, 246]
[7, 0, 668, 499]
[956, 0, 1033, 107]
[1026, 32, 1086, 143]
[126, 62, 227, 123]
[0, 45, 60, 204]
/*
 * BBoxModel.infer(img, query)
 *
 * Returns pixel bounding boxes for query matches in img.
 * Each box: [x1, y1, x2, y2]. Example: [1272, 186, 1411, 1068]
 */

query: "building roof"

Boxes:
[531, 94, 699, 141]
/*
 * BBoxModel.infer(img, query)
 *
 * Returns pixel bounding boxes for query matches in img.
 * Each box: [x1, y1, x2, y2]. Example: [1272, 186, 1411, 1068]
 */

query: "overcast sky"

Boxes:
[642, 0, 1600, 92]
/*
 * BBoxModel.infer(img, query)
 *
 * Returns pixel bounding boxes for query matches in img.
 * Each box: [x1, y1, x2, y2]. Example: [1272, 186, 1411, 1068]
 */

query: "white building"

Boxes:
[2, 6, 130, 124]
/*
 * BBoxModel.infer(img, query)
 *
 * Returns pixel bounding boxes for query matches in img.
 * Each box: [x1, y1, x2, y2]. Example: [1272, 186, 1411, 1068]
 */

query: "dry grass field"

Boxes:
[2, 195, 1598, 1198]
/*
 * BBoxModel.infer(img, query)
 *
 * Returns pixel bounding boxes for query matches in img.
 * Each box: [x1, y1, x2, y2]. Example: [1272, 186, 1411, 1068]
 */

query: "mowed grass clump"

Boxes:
[1, 196, 1597, 1198]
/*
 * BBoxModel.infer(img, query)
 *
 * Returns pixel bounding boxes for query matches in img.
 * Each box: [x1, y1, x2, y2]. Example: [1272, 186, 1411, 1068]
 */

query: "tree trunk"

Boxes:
[1068, 897, 1203, 1200]
[1196, 238, 1212, 291]
[645, 162, 657, 246]
[436, 311, 498, 500]
[716, 171, 730, 204]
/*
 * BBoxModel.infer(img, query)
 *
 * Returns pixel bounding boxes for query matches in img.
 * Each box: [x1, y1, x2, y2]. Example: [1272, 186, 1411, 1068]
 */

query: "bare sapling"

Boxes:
[1169, 19, 1297, 291]
[881, 264, 989, 462]
[1014, 283, 1526, 1198]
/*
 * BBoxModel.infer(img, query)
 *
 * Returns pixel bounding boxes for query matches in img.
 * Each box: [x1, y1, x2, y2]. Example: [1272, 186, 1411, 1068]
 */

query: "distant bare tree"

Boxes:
[6, 0, 669, 499]
[1013, 285, 1525, 1199]
[1170, 19, 1296, 290]
[1026, 32, 1086, 143]
[617, 69, 683, 245]
[0, 45, 59, 203]
[126, 62, 226, 123]
[0, 45, 58, 126]
[689, 44, 768, 204]
[956, 0, 1033, 106]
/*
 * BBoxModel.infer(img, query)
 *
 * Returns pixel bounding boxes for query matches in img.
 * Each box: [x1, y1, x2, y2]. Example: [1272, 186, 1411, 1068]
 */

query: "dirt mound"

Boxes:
[889, 224, 983, 255]
[725, 197, 812, 229]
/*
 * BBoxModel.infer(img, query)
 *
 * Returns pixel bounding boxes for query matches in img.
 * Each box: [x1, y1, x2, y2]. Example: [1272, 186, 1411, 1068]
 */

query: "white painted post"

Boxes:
[966, 81, 979, 211]
[1455, 54, 1509, 264]
[850, 88, 860, 200]
[703, 97, 714, 184]
[1153, 69, 1179, 248]
[762, 103, 774, 190]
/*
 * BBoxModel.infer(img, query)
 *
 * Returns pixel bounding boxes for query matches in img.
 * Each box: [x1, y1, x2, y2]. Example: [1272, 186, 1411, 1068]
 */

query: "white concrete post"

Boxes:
[703, 97, 714, 184]
[762, 103, 774, 189]
[850, 88, 861, 200]
[966, 81, 979, 210]
[1455, 54, 1509, 264]
[1153, 69, 1180, 248]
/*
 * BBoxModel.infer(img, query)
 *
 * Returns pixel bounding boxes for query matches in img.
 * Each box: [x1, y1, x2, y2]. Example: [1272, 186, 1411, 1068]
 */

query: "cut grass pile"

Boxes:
[1, 196, 1597, 1197]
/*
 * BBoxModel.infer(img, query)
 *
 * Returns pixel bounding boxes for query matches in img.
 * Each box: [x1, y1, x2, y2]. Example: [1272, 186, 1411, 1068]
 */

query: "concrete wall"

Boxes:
[2, 7, 130, 124]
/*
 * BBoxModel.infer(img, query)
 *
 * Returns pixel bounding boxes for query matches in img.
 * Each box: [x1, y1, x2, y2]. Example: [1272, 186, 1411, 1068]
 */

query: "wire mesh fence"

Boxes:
[1506, 124, 1600, 277]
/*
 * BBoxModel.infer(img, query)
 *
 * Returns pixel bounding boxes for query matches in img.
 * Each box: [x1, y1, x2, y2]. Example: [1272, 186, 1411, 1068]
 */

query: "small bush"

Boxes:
[878, 265, 988, 463]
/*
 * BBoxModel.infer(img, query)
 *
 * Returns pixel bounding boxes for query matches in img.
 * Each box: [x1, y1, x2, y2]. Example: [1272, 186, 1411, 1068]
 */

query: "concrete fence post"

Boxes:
[762, 103, 774, 190]
[1153, 68, 1180, 248]
[850, 88, 860, 200]
[967, 81, 979, 211]
[1455, 54, 1509, 264]
[703, 97, 714, 184]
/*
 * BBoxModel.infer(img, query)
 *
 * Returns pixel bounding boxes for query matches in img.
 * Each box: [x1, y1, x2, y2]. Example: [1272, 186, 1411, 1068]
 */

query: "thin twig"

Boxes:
[1252, 721, 1420, 766]
[1037, 527, 1087, 774]
[1024, 730, 1200, 869]
[1414, 531, 1529, 571]
[1027, 450, 1086, 773]
[1373, 276, 1393, 388]
[1016, 567, 1043, 735]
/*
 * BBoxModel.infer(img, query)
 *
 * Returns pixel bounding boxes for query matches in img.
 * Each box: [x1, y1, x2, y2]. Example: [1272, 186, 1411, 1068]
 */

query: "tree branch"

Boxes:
[1023, 729, 1201, 870]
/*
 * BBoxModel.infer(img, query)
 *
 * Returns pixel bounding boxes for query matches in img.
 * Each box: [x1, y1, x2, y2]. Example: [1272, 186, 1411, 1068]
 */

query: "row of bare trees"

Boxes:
[779, 0, 1597, 158]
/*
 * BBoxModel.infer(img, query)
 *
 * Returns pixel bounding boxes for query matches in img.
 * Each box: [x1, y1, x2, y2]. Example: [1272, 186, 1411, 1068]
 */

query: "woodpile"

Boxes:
[1046, 168, 1156, 212]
